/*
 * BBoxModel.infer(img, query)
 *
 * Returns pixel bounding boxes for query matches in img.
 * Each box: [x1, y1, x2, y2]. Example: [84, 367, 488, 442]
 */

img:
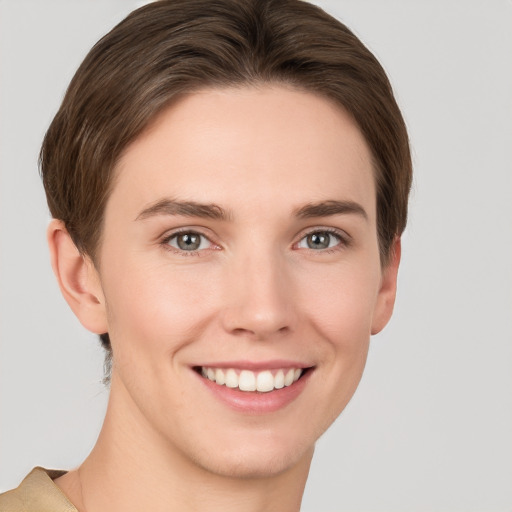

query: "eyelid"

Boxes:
[293, 226, 352, 250]
[158, 225, 351, 255]
[160, 227, 221, 255]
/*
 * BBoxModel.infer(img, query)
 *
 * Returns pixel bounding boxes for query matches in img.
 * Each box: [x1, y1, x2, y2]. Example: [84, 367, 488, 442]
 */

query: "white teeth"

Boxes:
[239, 370, 256, 391]
[215, 368, 225, 385]
[274, 369, 285, 389]
[225, 368, 238, 388]
[284, 369, 295, 386]
[256, 370, 274, 392]
[200, 367, 304, 392]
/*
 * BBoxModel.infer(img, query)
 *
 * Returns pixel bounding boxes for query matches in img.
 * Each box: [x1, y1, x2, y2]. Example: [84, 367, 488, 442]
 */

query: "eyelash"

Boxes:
[294, 227, 351, 254]
[160, 227, 351, 256]
[161, 228, 218, 257]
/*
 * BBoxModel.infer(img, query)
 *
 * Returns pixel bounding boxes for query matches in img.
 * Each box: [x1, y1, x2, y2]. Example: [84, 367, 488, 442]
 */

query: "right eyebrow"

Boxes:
[294, 199, 368, 221]
[135, 198, 231, 222]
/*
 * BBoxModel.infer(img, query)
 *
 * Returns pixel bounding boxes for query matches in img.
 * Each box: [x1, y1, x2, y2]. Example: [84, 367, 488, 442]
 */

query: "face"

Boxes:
[93, 86, 397, 478]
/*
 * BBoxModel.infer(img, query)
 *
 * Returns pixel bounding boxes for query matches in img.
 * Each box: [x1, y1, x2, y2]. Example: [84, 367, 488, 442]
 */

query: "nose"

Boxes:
[221, 251, 298, 340]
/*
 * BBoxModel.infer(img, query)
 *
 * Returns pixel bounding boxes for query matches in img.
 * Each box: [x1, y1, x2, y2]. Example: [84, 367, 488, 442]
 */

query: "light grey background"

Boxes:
[1, 1, 511, 510]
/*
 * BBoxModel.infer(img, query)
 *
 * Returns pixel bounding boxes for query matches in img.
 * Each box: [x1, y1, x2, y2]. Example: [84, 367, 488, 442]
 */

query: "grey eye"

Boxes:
[298, 231, 341, 250]
[168, 232, 209, 251]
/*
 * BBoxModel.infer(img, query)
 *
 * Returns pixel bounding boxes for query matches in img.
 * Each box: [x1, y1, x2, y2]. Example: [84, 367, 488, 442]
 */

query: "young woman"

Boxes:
[0, 0, 411, 510]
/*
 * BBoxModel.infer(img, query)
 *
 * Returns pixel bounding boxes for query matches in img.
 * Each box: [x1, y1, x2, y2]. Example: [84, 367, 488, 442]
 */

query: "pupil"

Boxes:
[308, 232, 329, 249]
[178, 233, 200, 250]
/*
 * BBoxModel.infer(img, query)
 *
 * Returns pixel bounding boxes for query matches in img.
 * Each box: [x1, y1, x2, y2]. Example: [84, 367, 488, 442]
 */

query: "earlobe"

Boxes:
[371, 237, 401, 335]
[47, 219, 108, 334]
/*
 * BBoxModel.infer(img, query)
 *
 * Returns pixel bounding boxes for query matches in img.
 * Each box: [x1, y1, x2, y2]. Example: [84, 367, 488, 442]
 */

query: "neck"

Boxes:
[61, 373, 313, 512]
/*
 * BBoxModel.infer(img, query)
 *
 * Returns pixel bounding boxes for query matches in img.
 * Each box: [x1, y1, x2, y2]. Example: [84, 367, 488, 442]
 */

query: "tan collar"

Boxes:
[0, 467, 77, 512]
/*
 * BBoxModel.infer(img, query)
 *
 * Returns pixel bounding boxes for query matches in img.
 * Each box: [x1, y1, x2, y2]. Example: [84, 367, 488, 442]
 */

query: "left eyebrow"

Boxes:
[294, 200, 368, 221]
[135, 198, 231, 221]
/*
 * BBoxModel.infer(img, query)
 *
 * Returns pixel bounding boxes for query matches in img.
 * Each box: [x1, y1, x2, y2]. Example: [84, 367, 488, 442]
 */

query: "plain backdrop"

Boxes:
[1, 1, 511, 510]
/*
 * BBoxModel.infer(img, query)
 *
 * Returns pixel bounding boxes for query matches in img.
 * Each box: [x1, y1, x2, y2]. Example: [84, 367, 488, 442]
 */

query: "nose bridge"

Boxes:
[222, 245, 296, 338]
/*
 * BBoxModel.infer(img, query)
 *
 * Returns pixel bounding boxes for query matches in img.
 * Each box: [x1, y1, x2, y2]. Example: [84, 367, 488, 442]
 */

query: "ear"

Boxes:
[47, 219, 108, 334]
[371, 237, 401, 335]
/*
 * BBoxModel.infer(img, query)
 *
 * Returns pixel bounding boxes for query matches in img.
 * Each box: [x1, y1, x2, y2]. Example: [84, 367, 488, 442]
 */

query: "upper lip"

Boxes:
[193, 360, 314, 371]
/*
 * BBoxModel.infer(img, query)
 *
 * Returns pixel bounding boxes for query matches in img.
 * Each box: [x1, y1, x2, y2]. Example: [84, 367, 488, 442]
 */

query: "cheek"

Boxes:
[297, 260, 381, 349]
[301, 263, 379, 418]
[102, 258, 220, 358]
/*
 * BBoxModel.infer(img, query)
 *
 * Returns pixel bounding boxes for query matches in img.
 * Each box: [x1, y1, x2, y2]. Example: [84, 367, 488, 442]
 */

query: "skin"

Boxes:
[48, 86, 400, 512]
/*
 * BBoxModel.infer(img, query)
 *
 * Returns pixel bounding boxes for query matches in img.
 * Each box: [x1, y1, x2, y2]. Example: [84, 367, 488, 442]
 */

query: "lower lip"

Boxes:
[196, 370, 312, 414]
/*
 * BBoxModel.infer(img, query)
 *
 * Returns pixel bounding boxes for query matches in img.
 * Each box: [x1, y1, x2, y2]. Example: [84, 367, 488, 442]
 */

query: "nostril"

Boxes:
[221, 282, 298, 339]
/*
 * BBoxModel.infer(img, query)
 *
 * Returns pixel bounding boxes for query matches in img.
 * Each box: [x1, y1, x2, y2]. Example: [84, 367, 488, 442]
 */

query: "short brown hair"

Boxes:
[40, 0, 412, 375]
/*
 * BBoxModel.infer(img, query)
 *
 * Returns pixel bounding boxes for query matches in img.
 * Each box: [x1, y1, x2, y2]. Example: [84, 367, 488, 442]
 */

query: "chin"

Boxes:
[196, 445, 314, 480]
[181, 430, 316, 479]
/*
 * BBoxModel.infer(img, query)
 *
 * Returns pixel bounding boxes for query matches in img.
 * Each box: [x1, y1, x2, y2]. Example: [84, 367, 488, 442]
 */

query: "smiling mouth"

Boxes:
[194, 366, 310, 393]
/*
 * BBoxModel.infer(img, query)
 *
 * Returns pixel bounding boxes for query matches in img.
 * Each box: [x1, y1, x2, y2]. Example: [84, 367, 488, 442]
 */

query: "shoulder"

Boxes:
[0, 468, 77, 512]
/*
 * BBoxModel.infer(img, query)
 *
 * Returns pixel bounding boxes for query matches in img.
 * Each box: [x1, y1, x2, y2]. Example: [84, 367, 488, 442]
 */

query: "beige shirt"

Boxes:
[0, 467, 77, 512]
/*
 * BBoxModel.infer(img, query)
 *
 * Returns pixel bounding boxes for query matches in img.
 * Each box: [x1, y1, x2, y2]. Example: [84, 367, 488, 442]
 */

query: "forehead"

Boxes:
[110, 85, 376, 219]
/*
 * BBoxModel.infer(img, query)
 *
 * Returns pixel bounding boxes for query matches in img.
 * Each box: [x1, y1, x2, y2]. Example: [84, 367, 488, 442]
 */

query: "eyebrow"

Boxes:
[136, 199, 231, 221]
[294, 200, 368, 220]
[135, 198, 367, 222]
